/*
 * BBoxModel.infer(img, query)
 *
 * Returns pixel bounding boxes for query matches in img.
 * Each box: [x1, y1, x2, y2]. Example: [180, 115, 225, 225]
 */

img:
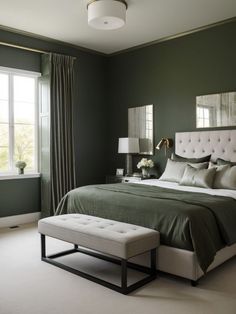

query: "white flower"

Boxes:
[137, 158, 154, 169]
[15, 161, 27, 169]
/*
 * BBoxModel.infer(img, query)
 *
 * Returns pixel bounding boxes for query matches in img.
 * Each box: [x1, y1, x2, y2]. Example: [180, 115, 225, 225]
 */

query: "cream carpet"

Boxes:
[0, 223, 235, 314]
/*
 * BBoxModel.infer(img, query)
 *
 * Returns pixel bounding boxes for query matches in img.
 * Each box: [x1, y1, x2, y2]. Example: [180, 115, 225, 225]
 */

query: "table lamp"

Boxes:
[118, 137, 140, 176]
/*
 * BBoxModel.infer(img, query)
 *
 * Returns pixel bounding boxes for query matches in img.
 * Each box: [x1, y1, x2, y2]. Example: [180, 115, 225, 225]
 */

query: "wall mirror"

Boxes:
[196, 91, 236, 128]
[128, 104, 153, 155]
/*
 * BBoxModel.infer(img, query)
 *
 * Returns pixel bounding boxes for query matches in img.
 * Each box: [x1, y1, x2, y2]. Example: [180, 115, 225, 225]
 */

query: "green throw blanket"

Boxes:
[55, 183, 236, 272]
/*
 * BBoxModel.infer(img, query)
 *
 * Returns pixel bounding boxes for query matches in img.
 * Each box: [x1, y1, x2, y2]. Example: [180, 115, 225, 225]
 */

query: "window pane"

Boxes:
[14, 76, 35, 103]
[0, 100, 9, 123]
[0, 124, 9, 171]
[0, 73, 8, 100]
[0, 71, 37, 174]
[0, 123, 9, 146]
[204, 109, 209, 118]
[0, 147, 8, 171]
[14, 124, 35, 170]
[197, 118, 203, 128]
[14, 101, 35, 124]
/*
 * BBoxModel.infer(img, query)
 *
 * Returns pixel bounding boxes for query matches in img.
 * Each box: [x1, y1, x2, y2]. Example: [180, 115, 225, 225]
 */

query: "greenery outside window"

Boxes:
[0, 67, 40, 175]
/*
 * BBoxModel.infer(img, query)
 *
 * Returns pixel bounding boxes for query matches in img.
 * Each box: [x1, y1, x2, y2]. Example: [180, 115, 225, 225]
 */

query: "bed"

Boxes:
[55, 130, 236, 284]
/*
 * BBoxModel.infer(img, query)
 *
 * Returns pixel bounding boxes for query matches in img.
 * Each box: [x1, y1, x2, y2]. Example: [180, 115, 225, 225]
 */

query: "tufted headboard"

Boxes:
[175, 130, 236, 162]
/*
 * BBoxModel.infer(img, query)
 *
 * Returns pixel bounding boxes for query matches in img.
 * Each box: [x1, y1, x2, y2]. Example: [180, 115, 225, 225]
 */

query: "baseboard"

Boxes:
[0, 212, 41, 228]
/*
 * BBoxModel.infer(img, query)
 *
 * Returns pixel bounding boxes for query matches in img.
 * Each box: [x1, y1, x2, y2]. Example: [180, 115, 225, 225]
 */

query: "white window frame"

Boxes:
[0, 66, 41, 176]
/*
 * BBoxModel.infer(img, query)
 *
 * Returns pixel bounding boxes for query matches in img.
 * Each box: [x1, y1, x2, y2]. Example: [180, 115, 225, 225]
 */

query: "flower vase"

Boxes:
[142, 167, 149, 178]
[18, 168, 24, 175]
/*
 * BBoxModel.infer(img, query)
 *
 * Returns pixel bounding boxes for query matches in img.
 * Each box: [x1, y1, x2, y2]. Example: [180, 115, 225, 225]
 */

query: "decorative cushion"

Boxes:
[209, 163, 236, 190]
[171, 153, 211, 163]
[159, 159, 209, 183]
[179, 164, 216, 188]
[208, 161, 217, 168]
[216, 158, 236, 167]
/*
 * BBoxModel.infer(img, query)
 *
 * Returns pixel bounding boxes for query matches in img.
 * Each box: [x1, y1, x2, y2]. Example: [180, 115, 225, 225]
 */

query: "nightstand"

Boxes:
[106, 175, 124, 184]
[106, 175, 146, 184]
[122, 176, 142, 183]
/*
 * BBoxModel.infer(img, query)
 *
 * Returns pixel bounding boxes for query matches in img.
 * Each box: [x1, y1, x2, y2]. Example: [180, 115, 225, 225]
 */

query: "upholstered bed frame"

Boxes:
[175, 129, 236, 163]
[131, 129, 236, 284]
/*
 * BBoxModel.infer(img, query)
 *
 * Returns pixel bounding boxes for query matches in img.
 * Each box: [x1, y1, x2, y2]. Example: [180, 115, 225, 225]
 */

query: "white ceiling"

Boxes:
[0, 0, 236, 54]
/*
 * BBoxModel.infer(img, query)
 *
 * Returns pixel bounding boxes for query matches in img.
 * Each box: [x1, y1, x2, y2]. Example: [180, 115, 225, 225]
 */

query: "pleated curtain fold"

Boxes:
[40, 53, 76, 216]
[50, 54, 76, 212]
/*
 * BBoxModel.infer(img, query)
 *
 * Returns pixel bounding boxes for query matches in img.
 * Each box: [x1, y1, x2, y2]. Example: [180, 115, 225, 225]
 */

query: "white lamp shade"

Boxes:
[88, 0, 126, 30]
[118, 138, 140, 154]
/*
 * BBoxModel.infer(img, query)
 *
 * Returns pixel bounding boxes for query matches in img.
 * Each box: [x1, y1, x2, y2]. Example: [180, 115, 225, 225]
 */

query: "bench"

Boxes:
[38, 214, 160, 294]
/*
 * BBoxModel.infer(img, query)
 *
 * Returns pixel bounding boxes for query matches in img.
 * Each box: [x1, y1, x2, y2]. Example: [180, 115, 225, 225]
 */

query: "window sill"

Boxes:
[0, 173, 41, 180]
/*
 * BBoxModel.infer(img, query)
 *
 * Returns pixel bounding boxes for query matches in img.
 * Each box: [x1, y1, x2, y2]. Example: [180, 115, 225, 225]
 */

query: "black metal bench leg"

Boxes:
[40, 236, 157, 294]
[41, 234, 46, 259]
[121, 259, 127, 293]
[191, 280, 199, 287]
[150, 249, 156, 276]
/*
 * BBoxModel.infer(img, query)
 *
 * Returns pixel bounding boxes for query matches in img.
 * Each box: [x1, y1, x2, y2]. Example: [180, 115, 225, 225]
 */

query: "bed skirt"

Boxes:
[129, 243, 236, 281]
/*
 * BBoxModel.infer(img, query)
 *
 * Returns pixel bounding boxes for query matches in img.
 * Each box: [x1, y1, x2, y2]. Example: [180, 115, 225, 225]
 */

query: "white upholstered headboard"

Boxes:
[175, 130, 236, 162]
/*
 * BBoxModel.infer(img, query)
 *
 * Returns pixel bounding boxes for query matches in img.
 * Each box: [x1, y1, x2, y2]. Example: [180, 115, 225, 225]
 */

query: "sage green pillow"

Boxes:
[159, 159, 209, 183]
[212, 164, 236, 190]
[216, 158, 236, 167]
[179, 164, 216, 188]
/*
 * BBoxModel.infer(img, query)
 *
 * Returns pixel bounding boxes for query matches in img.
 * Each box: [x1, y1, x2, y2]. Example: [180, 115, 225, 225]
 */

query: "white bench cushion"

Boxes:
[38, 214, 160, 259]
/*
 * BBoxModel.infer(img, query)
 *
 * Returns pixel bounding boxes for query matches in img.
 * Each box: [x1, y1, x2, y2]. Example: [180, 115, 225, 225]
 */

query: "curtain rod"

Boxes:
[0, 41, 76, 60]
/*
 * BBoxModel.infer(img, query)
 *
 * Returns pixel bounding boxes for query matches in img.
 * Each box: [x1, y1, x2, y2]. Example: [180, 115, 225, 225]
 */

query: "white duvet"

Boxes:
[133, 179, 236, 200]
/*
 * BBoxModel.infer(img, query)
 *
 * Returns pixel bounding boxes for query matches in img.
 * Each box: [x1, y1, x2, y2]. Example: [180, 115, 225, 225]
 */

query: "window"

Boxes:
[0, 67, 40, 174]
[197, 106, 210, 128]
[145, 104, 153, 139]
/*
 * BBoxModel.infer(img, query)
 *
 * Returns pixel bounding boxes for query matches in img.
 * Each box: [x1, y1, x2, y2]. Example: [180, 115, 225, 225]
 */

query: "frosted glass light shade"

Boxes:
[88, 0, 127, 30]
[118, 138, 140, 154]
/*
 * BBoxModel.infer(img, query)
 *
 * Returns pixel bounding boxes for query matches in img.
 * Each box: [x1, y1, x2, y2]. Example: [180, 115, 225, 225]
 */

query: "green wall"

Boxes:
[1, 20, 236, 218]
[0, 178, 40, 217]
[0, 29, 108, 217]
[106, 21, 236, 174]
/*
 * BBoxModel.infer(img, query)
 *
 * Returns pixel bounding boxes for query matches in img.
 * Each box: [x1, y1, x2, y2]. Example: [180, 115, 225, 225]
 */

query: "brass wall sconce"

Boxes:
[156, 138, 173, 155]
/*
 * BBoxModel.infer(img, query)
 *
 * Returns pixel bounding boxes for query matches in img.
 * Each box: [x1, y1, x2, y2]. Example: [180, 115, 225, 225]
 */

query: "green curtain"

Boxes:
[50, 53, 76, 212]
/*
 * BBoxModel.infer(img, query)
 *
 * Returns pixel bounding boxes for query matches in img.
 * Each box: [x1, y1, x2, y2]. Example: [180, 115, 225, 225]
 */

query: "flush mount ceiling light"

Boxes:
[87, 0, 128, 30]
